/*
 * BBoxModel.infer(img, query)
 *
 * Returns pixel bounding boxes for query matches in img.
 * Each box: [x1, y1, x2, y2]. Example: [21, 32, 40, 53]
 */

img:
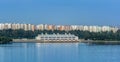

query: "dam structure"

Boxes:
[35, 33, 79, 42]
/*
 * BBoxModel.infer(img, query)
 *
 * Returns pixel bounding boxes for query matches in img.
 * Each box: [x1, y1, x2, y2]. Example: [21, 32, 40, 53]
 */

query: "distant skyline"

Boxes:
[0, 0, 120, 26]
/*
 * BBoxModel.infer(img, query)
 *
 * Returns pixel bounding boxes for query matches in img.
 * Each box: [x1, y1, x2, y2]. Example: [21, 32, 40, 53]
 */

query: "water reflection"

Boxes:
[0, 43, 120, 62]
[35, 43, 79, 62]
[0, 47, 4, 62]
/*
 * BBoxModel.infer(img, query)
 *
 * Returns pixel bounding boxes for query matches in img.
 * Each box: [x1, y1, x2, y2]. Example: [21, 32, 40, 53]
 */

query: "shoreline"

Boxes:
[81, 40, 120, 45]
[13, 39, 79, 43]
[13, 39, 120, 45]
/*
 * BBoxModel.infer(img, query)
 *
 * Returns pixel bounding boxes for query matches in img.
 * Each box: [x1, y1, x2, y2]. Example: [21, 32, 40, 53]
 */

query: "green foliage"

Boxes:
[0, 29, 120, 41]
[0, 37, 12, 44]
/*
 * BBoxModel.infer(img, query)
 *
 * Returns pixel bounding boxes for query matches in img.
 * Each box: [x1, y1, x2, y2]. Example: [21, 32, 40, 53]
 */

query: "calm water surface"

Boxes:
[0, 43, 120, 62]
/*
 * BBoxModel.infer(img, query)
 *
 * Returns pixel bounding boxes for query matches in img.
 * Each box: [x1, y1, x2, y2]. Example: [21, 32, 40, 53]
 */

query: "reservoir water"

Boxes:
[0, 43, 119, 62]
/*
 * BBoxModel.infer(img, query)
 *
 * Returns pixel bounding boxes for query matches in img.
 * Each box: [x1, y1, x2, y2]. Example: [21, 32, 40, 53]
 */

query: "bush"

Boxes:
[0, 37, 12, 44]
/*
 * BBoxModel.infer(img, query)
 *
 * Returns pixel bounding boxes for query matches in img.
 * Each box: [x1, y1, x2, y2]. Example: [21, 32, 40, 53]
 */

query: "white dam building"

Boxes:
[36, 33, 79, 42]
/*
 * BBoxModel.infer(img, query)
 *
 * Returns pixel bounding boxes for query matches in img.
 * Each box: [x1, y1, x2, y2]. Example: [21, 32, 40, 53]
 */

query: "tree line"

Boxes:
[0, 29, 120, 41]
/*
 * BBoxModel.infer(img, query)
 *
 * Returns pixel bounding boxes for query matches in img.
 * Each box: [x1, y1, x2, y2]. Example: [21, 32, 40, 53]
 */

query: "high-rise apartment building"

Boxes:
[0, 23, 118, 32]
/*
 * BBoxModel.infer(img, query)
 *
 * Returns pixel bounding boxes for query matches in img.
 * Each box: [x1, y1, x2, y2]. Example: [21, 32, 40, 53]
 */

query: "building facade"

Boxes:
[0, 23, 118, 32]
[36, 33, 79, 42]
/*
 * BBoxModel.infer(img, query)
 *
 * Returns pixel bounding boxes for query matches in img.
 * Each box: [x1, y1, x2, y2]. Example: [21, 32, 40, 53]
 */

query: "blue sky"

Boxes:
[0, 0, 120, 25]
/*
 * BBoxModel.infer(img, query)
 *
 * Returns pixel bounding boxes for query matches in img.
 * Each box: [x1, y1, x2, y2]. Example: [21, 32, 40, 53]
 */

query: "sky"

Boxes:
[0, 0, 120, 25]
